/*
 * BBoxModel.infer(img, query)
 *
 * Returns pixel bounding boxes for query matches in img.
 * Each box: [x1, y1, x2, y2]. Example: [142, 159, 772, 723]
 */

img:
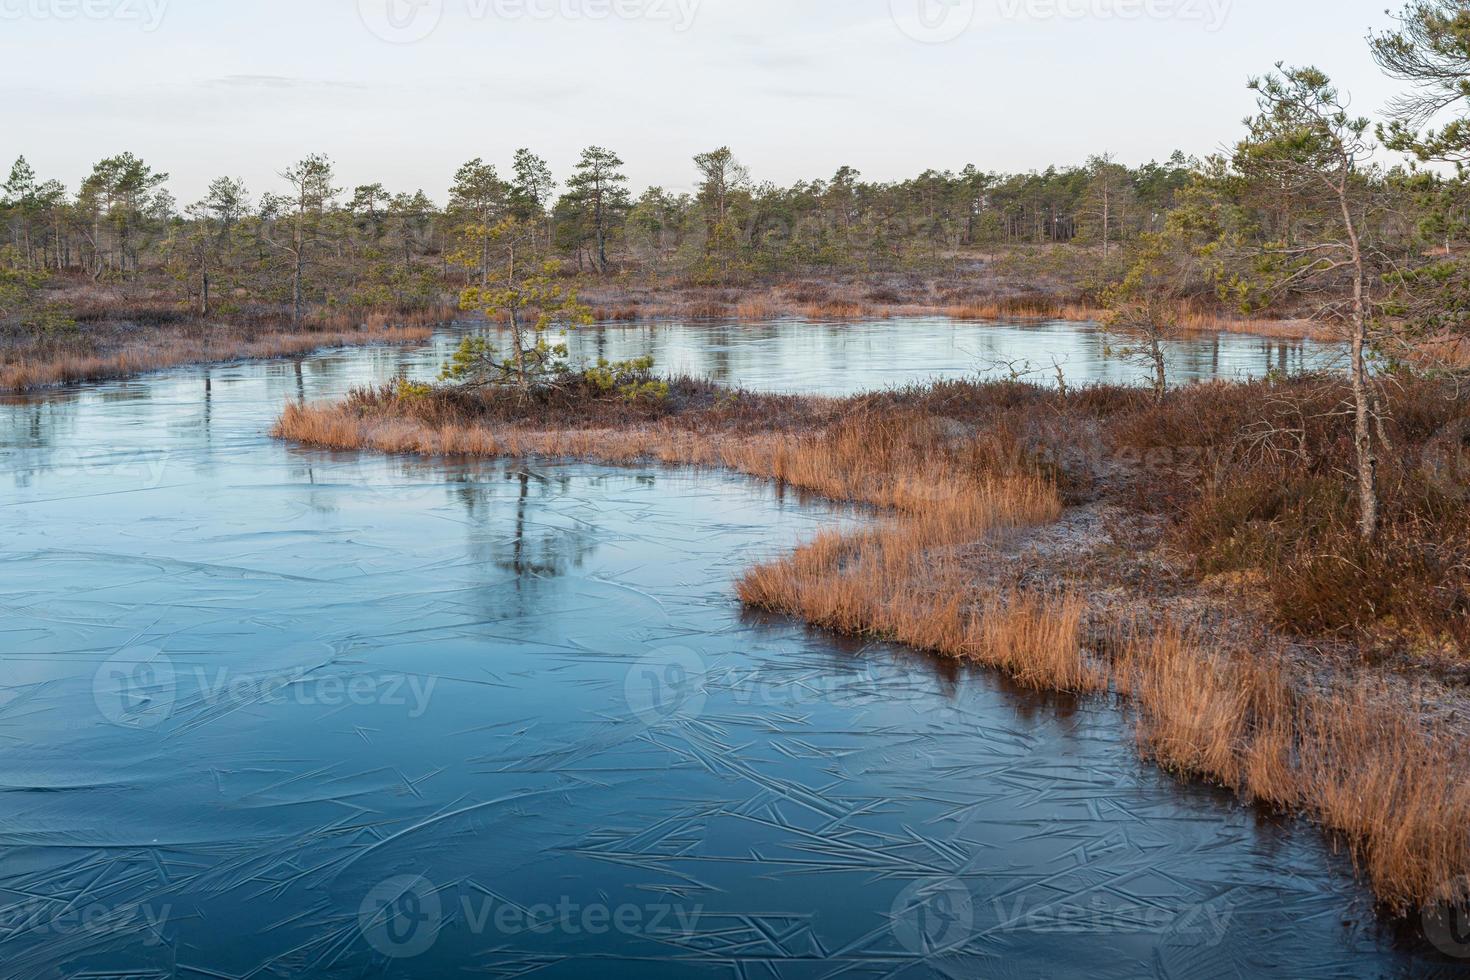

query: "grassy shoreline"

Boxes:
[274, 372, 1470, 914]
[575, 277, 1333, 340]
[2, 274, 1335, 394]
[0, 307, 457, 393]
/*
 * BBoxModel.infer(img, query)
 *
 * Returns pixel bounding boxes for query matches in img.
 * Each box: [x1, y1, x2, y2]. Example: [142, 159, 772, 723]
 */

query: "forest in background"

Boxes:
[0, 144, 1203, 318]
[4, 0, 1470, 375]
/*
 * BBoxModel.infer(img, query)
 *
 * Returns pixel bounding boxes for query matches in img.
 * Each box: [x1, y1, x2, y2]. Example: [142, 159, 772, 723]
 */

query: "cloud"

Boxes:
[206, 75, 366, 91]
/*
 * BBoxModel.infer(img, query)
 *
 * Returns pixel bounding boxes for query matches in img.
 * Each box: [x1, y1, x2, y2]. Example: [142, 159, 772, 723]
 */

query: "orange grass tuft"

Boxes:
[1124, 626, 1470, 913]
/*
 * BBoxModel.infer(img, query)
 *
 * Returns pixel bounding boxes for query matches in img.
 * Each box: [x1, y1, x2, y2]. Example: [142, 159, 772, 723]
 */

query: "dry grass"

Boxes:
[734, 491, 1098, 691]
[276, 382, 1061, 519]
[1123, 627, 1470, 913]
[1405, 331, 1470, 372]
[273, 373, 1470, 911]
[1, 307, 451, 391]
[941, 298, 1102, 321]
[741, 535, 1102, 693]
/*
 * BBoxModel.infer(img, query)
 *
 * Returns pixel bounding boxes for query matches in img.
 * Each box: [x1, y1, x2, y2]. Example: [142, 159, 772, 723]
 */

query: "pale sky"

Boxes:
[0, 0, 1411, 204]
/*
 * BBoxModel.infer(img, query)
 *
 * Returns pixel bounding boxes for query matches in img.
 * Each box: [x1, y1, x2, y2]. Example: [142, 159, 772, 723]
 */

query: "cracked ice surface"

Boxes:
[0, 324, 1442, 977]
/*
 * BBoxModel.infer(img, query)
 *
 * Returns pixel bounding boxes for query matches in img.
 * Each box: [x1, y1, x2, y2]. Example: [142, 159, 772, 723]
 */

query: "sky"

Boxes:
[0, 0, 1415, 204]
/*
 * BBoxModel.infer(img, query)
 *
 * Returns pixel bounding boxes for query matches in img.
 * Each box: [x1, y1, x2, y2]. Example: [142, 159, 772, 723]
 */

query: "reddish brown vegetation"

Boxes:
[2, 282, 454, 390]
[1110, 377, 1470, 653]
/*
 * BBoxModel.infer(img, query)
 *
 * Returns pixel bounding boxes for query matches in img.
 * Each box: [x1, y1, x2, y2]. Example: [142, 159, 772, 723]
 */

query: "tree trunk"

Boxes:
[1151, 336, 1166, 404]
[595, 192, 608, 274]
[506, 242, 527, 391]
[1339, 181, 1378, 541]
[292, 248, 303, 324]
[292, 211, 304, 325]
[509, 306, 526, 390]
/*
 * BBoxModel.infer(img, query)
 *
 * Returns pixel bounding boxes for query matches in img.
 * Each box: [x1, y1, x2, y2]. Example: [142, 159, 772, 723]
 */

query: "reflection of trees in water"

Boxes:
[1, 398, 74, 451]
[2, 396, 85, 488]
[1, 384, 159, 472]
[447, 466, 603, 623]
[96, 384, 154, 404]
[453, 467, 599, 580]
[701, 323, 735, 383]
[160, 373, 217, 451]
[1169, 335, 1355, 382]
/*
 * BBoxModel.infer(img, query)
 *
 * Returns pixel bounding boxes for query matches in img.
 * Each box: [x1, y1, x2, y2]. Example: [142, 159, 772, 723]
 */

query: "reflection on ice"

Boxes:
[531, 317, 1340, 395]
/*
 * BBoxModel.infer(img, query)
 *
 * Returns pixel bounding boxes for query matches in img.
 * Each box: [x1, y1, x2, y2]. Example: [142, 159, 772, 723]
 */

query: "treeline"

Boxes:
[0, 136, 1454, 322]
[0, 146, 1202, 308]
[4, 0, 1470, 347]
